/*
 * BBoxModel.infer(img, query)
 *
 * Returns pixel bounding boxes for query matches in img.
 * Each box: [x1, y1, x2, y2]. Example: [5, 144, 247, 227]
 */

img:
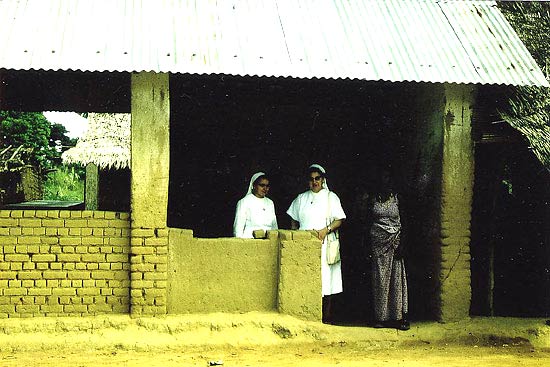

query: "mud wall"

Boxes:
[167, 229, 279, 313]
[398, 83, 476, 321]
[277, 230, 322, 321]
[168, 229, 323, 321]
[398, 83, 445, 320]
[438, 84, 476, 321]
[0, 209, 130, 317]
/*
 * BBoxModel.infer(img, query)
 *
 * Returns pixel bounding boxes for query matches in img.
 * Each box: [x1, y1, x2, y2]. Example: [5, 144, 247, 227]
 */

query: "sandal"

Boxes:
[397, 320, 410, 331]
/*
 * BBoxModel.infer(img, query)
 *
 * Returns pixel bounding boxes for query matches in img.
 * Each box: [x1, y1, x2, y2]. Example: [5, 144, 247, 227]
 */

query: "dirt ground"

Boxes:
[0, 313, 549, 366]
[2, 343, 549, 366]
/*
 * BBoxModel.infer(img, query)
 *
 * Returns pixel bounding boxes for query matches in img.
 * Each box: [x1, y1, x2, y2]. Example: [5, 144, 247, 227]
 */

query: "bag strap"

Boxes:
[326, 190, 339, 239]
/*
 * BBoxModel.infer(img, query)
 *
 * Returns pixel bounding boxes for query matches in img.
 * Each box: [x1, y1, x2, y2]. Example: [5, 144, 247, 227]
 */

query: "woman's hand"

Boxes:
[316, 219, 343, 241]
[316, 227, 329, 241]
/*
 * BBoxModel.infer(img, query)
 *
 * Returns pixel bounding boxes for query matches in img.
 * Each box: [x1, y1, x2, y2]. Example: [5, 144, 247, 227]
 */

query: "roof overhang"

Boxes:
[0, 0, 547, 87]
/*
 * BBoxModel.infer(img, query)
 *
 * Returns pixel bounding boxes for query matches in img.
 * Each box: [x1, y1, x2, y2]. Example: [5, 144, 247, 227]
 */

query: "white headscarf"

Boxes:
[309, 164, 329, 190]
[247, 171, 266, 195]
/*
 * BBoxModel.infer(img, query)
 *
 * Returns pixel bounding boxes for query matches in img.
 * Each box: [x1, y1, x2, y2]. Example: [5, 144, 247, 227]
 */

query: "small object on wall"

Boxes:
[252, 229, 266, 239]
[208, 360, 224, 366]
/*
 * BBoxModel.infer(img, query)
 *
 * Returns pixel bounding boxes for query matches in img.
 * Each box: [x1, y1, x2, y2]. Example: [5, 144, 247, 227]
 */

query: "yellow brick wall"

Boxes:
[130, 227, 168, 316]
[0, 210, 130, 318]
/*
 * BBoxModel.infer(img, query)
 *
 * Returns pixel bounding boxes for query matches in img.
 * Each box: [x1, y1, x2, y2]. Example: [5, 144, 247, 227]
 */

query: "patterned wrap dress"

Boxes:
[370, 194, 408, 322]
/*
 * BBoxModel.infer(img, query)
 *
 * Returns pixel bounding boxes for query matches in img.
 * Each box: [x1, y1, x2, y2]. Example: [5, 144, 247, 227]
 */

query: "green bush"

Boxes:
[43, 165, 84, 201]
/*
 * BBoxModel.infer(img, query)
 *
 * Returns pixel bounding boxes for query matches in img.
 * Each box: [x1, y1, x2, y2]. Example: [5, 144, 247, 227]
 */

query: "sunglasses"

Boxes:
[308, 176, 323, 182]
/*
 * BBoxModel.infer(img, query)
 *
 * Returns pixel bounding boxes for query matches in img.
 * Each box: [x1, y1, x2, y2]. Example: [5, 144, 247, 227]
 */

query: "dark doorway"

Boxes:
[168, 75, 442, 322]
[471, 141, 550, 317]
[167, 75, 412, 237]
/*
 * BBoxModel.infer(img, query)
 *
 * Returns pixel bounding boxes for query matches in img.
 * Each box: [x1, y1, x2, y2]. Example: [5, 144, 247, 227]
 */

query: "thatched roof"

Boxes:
[62, 113, 130, 170]
[500, 86, 550, 170]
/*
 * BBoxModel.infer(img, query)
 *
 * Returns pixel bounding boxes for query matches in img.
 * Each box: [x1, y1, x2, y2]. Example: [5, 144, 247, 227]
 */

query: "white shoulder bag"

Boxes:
[326, 190, 341, 265]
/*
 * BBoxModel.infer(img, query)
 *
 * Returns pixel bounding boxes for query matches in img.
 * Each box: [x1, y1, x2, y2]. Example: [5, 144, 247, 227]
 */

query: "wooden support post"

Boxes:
[85, 163, 99, 210]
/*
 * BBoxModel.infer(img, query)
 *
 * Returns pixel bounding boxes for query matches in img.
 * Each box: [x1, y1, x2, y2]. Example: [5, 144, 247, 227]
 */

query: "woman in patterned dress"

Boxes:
[367, 167, 409, 330]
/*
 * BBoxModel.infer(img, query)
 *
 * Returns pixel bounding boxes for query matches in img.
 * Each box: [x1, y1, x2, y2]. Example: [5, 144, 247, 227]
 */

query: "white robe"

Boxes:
[233, 194, 278, 238]
[286, 188, 346, 296]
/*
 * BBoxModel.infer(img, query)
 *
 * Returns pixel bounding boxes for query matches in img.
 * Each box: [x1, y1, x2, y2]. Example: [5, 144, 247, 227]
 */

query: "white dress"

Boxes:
[286, 188, 346, 296]
[233, 194, 278, 238]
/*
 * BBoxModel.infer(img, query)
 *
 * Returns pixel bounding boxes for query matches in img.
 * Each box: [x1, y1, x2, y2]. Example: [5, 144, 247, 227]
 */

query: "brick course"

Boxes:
[0, 210, 131, 318]
[130, 226, 168, 316]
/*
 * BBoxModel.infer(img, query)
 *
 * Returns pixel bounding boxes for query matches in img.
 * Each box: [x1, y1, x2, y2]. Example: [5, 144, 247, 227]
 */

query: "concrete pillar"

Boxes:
[277, 230, 322, 321]
[439, 83, 476, 321]
[130, 72, 170, 316]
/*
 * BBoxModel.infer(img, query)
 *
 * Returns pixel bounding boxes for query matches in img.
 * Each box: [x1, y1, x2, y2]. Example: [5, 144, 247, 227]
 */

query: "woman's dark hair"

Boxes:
[373, 166, 396, 203]
[253, 174, 269, 186]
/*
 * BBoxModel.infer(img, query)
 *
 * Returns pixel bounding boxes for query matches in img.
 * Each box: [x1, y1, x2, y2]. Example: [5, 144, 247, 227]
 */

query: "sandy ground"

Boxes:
[2, 344, 550, 367]
[0, 313, 549, 366]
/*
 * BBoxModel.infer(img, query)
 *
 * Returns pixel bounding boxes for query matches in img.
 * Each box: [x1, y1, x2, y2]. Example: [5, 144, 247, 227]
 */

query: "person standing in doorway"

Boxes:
[364, 166, 409, 330]
[286, 164, 346, 324]
[233, 172, 278, 238]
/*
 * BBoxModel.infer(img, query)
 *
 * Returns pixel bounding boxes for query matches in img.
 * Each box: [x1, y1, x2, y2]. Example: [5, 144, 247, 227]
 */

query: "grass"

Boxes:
[43, 165, 84, 201]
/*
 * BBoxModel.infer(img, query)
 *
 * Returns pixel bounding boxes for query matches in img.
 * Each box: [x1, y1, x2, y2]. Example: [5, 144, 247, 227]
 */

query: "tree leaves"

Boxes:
[0, 111, 61, 172]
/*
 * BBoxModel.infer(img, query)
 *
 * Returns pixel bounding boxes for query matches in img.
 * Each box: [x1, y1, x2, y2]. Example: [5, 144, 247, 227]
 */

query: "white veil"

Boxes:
[309, 164, 329, 190]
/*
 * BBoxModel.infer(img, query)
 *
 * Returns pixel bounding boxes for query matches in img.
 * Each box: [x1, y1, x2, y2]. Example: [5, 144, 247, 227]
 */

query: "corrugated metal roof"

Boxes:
[0, 0, 547, 86]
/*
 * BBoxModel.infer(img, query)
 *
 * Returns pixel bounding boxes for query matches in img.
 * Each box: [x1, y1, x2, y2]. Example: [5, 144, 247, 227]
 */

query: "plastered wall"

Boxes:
[439, 84, 476, 321]
[277, 230, 322, 321]
[0, 210, 130, 317]
[167, 229, 280, 313]
[168, 229, 322, 321]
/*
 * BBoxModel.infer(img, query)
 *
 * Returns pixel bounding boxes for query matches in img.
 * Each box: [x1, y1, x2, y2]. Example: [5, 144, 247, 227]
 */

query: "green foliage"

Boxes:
[1, 111, 84, 201]
[50, 122, 77, 150]
[0, 111, 59, 170]
[43, 165, 84, 201]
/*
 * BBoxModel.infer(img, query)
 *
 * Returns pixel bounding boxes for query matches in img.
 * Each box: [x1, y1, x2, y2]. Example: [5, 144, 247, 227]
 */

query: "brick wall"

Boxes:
[1, 209, 328, 321]
[0, 210, 130, 318]
[130, 226, 168, 316]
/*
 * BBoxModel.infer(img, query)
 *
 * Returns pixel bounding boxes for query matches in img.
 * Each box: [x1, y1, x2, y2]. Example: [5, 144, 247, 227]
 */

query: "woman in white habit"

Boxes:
[233, 172, 278, 238]
[286, 164, 346, 323]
